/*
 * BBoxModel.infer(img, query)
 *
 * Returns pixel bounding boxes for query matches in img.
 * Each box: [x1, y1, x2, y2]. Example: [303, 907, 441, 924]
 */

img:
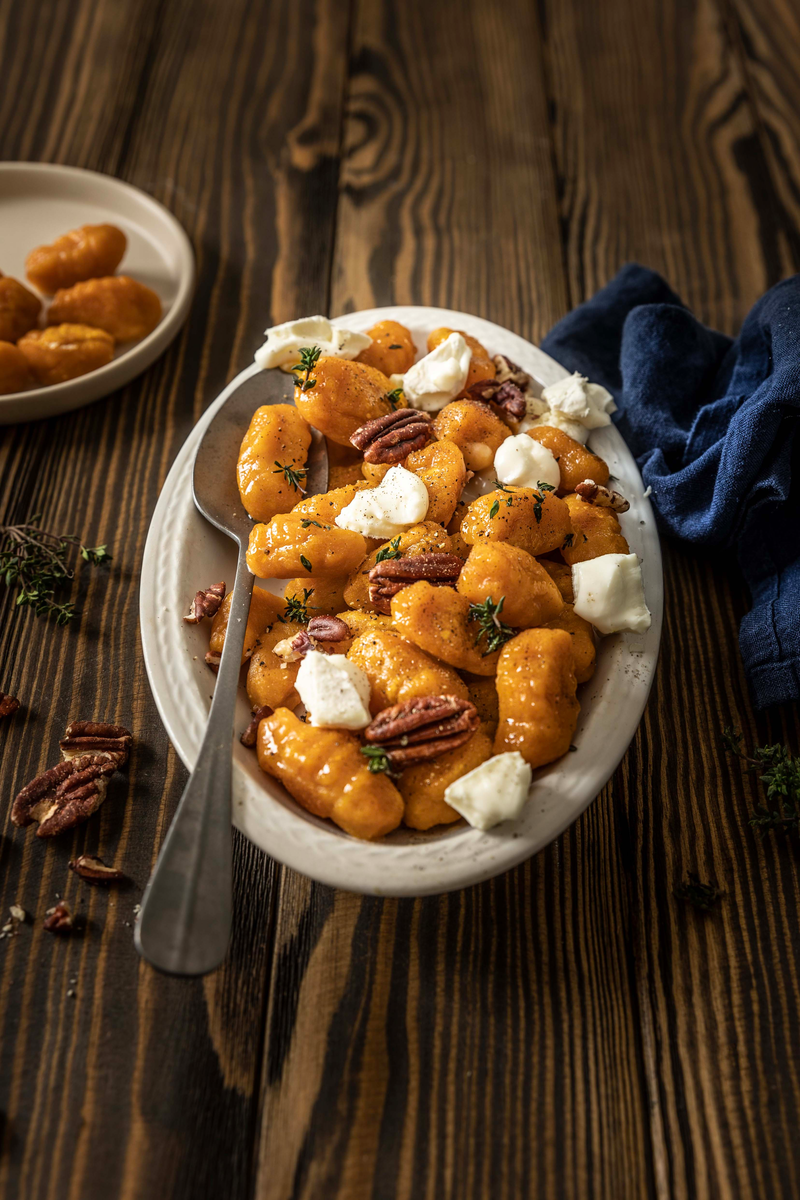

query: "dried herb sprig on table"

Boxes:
[0, 516, 110, 626]
[468, 596, 515, 655]
[723, 726, 800, 837]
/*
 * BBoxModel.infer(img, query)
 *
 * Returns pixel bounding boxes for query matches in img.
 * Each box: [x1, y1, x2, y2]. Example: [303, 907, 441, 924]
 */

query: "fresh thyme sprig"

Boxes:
[723, 726, 800, 837]
[0, 516, 110, 626]
[375, 535, 402, 564]
[386, 387, 404, 410]
[280, 588, 314, 623]
[468, 595, 515, 655]
[273, 461, 308, 493]
[531, 482, 555, 523]
[291, 345, 322, 393]
[360, 744, 400, 778]
[674, 873, 722, 911]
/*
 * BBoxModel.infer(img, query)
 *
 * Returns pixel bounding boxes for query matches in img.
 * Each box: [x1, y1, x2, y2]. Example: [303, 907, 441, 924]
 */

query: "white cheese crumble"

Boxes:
[398, 332, 472, 412]
[519, 371, 616, 444]
[494, 434, 561, 491]
[444, 752, 533, 831]
[335, 465, 429, 538]
[254, 316, 371, 372]
[642, 485, 652, 498]
[295, 650, 371, 730]
[572, 553, 651, 635]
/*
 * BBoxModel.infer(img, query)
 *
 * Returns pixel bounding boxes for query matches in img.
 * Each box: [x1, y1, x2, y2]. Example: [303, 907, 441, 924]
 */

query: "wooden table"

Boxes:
[1, 1, 799, 1196]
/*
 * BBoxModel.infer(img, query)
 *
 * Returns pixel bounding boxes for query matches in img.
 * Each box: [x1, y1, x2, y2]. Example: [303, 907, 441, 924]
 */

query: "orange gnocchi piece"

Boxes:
[0, 276, 41, 342]
[432, 399, 511, 471]
[400, 725, 494, 830]
[26, 223, 127, 293]
[237, 404, 312, 523]
[47, 276, 161, 342]
[347, 625, 469, 714]
[208, 585, 284, 666]
[17, 324, 114, 386]
[363, 439, 466, 526]
[343, 521, 452, 611]
[460, 486, 571, 558]
[356, 319, 416, 376]
[527, 426, 610, 494]
[561, 493, 629, 564]
[257, 708, 404, 840]
[493, 628, 579, 768]
[456, 542, 563, 628]
[0, 341, 32, 394]
[246, 514, 367, 579]
[390, 580, 502, 676]
[542, 603, 596, 685]
[294, 357, 394, 446]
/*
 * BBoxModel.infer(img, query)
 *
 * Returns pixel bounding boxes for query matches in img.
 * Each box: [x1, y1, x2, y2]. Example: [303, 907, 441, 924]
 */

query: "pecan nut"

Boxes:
[69, 854, 127, 884]
[0, 691, 20, 719]
[350, 408, 433, 464]
[60, 721, 132, 763]
[43, 901, 73, 934]
[368, 552, 463, 614]
[574, 478, 630, 513]
[307, 615, 349, 643]
[492, 353, 532, 389]
[364, 695, 479, 767]
[184, 581, 226, 623]
[12, 720, 132, 838]
[467, 379, 527, 421]
[240, 704, 273, 748]
[205, 650, 221, 673]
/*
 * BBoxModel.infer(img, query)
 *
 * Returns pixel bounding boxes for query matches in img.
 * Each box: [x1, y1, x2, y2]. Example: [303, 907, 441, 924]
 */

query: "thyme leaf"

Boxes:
[674, 873, 722, 911]
[300, 554, 313, 574]
[723, 726, 800, 837]
[375, 535, 402, 564]
[386, 387, 404, 410]
[0, 516, 111, 626]
[273, 461, 308, 493]
[468, 596, 516, 655]
[360, 744, 400, 778]
[280, 588, 314, 624]
[291, 345, 322, 393]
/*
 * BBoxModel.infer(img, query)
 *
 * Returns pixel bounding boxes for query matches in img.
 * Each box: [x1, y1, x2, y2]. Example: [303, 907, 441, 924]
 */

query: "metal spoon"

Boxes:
[135, 369, 328, 976]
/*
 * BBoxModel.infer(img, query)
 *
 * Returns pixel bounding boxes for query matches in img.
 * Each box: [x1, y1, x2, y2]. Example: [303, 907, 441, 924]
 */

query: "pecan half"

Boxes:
[364, 695, 479, 767]
[60, 722, 132, 763]
[368, 553, 463, 614]
[205, 650, 221, 673]
[467, 379, 527, 422]
[0, 692, 20, 719]
[575, 478, 630, 513]
[69, 854, 127, 884]
[350, 408, 433, 464]
[184, 581, 226, 623]
[43, 901, 73, 934]
[492, 353, 532, 389]
[240, 704, 273, 748]
[307, 615, 349, 643]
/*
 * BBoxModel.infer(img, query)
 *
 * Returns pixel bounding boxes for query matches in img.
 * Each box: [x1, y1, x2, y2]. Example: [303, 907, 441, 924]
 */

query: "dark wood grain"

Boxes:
[1, 0, 799, 1198]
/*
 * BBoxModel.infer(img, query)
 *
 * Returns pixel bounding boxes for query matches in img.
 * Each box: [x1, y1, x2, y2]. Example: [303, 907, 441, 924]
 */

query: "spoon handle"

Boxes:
[135, 545, 254, 975]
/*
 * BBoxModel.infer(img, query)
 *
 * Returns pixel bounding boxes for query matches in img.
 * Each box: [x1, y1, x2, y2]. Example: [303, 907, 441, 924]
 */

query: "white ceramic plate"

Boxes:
[0, 163, 195, 424]
[140, 306, 662, 896]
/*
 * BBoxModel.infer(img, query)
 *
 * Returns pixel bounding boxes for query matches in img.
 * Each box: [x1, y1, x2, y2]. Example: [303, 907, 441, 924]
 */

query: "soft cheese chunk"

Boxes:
[520, 372, 616, 443]
[399, 332, 472, 412]
[335, 465, 429, 538]
[255, 316, 372, 372]
[295, 650, 372, 729]
[494, 434, 560, 490]
[443, 751, 532, 831]
[572, 552, 651, 634]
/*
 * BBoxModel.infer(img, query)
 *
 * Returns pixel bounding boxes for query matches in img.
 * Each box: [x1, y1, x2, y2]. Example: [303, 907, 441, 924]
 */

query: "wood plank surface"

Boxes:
[0, 0, 798, 1198]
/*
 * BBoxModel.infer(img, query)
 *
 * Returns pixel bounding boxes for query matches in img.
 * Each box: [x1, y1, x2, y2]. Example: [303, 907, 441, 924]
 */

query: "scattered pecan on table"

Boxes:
[350, 408, 433, 464]
[69, 854, 127, 884]
[574, 478, 630, 513]
[43, 901, 73, 934]
[240, 704, 274, 748]
[184, 581, 226, 623]
[11, 721, 132, 838]
[368, 553, 464, 614]
[363, 695, 480, 768]
[0, 692, 20, 719]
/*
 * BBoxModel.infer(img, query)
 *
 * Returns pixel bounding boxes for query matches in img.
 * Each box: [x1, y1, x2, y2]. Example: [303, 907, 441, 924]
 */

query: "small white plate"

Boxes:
[140, 306, 662, 896]
[0, 163, 194, 424]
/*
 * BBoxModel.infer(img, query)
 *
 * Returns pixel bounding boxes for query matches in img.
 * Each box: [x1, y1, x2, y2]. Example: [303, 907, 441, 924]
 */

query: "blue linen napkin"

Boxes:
[541, 264, 800, 709]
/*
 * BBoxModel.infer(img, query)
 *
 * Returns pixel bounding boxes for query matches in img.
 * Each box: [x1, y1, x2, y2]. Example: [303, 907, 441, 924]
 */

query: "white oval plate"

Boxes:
[140, 307, 662, 896]
[0, 163, 195, 424]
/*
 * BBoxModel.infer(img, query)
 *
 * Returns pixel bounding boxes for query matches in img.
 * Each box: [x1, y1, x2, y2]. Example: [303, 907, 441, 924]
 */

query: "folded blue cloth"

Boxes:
[541, 264, 800, 709]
